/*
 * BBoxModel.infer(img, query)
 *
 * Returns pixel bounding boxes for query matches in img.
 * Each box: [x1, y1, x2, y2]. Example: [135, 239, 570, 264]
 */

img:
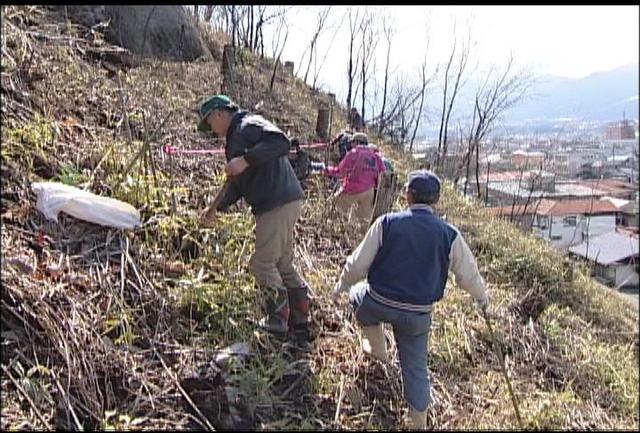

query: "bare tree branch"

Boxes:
[299, 7, 332, 84]
[312, 9, 347, 90]
[346, 7, 363, 111]
[359, 8, 379, 123]
[437, 24, 473, 171]
[465, 54, 536, 197]
[378, 12, 395, 135]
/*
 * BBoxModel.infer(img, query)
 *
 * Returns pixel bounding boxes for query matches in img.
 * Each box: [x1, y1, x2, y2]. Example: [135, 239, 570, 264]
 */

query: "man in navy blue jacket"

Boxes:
[332, 170, 490, 429]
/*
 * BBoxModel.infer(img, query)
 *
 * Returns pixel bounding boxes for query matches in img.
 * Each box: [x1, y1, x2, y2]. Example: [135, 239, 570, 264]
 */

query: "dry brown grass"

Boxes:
[1, 5, 638, 431]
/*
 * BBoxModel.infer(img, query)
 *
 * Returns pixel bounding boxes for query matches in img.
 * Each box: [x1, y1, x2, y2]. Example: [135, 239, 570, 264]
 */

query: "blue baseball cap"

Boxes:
[406, 170, 441, 196]
[197, 94, 236, 132]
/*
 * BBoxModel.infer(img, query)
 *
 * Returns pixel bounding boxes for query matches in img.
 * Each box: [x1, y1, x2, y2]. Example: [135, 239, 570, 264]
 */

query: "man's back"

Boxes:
[292, 149, 310, 179]
[220, 111, 304, 214]
[368, 207, 458, 307]
[331, 146, 385, 194]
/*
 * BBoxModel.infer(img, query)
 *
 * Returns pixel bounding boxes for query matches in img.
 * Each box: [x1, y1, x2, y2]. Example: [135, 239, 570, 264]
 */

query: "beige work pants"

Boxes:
[249, 199, 305, 290]
[249, 200, 308, 332]
[334, 188, 375, 222]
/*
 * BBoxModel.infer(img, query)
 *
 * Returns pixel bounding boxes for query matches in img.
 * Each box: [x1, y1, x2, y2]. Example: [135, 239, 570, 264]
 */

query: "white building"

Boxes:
[487, 198, 620, 250]
[531, 199, 619, 249]
[569, 230, 639, 289]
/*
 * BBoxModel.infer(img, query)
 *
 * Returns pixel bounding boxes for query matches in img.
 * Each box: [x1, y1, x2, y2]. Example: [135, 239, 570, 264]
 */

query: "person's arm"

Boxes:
[216, 179, 242, 211]
[333, 216, 384, 296]
[376, 153, 386, 174]
[449, 229, 489, 303]
[325, 150, 355, 178]
[298, 151, 310, 176]
[241, 124, 291, 166]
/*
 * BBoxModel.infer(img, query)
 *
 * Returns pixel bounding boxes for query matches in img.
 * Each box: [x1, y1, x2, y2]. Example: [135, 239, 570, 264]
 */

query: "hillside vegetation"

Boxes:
[1, 6, 638, 430]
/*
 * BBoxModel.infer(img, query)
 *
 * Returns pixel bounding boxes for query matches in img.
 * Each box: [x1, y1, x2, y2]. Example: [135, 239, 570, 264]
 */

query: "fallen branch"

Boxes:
[51, 369, 85, 431]
[333, 374, 345, 425]
[1, 363, 53, 430]
[153, 347, 217, 431]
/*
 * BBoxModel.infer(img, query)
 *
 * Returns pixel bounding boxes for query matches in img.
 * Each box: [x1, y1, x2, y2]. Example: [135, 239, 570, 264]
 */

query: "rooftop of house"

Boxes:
[486, 202, 547, 217]
[483, 171, 532, 182]
[574, 179, 636, 195]
[487, 198, 620, 217]
[568, 230, 639, 265]
[540, 199, 620, 216]
[600, 196, 630, 209]
[606, 155, 634, 162]
[512, 150, 545, 157]
[487, 181, 609, 199]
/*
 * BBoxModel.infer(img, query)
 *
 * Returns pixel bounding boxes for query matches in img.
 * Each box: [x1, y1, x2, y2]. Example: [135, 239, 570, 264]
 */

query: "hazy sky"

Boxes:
[272, 5, 639, 102]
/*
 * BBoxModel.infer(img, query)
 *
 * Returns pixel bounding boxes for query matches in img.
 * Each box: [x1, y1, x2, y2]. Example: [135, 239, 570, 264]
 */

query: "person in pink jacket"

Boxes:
[325, 133, 386, 223]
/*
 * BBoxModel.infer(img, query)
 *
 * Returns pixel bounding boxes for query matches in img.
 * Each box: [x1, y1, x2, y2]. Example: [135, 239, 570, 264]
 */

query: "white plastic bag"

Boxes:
[32, 182, 140, 230]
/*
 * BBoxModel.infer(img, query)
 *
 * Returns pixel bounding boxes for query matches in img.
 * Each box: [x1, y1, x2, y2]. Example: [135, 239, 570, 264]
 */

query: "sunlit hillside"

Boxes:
[1, 5, 637, 430]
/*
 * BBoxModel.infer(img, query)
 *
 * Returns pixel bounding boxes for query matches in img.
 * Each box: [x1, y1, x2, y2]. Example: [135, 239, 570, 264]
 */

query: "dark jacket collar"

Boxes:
[226, 110, 248, 143]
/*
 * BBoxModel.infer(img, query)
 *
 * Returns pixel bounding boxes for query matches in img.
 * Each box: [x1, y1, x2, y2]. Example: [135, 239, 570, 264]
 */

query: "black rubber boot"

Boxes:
[287, 286, 311, 346]
[258, 286, 290, 338]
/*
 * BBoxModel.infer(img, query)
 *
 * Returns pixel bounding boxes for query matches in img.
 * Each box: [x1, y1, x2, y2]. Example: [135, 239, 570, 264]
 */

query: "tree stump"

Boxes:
[370, 172, 399, 225]
[315, 107, 330, 141]
[284, 61, 294, 75]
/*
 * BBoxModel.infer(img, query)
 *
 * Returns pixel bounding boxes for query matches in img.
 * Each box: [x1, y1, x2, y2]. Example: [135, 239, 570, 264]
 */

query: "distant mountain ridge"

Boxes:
[418, 63, 639, 140]
[504, 63, 639, 122]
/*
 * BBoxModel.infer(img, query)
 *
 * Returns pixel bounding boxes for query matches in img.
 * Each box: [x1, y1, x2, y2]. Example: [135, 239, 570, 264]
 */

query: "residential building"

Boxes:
[619, 199, 639, 228]
[575, 179, 637, 200]
[511, 150, 545, 167]
[568, 229, 639, 289]
[482, 177, 637, 207]
[604, 119, 636, 140]
[484, 180, 603, 206]
[487, 198, 619, 250]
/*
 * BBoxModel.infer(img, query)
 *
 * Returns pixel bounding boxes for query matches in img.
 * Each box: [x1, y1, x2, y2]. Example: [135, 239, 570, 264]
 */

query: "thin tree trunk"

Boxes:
[409, 63, 428, 153]
[437, 44, 455, 170]
[379, 32, 391, 135]
[441, 51, 467, 171]
[484, 160, 491, 206]
[231, 6, 237, 47]
[249, 6, 254, 51]
[361, 29, 366, 123]
[346, 9, 358, 111]
[463, 137, 473, 195]
[474, 139, 481, 199]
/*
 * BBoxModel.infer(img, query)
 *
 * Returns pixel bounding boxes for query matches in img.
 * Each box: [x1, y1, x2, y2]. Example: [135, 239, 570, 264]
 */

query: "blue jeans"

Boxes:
[349, 282, 433, 411]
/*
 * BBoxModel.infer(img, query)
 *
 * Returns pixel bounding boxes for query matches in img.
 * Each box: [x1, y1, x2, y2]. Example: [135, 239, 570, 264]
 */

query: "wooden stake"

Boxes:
[369, 172, 398, 225]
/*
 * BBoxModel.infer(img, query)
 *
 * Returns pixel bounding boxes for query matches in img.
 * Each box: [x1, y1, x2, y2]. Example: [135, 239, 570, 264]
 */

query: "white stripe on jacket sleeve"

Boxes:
[334, 216, 384, 294]
[449, 229, 488, 301]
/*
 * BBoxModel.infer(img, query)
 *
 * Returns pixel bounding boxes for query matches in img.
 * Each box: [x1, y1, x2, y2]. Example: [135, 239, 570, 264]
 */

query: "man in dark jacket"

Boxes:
[349, 107, 364, 132]
[197, 94, 311, 343]
[332, 170, 490, 429]
[288, 138, 311, 189]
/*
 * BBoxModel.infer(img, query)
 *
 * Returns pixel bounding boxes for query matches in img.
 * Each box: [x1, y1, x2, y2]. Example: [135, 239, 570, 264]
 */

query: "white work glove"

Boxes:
[310, 161, 326, 172]
[475, 292, 490, 312]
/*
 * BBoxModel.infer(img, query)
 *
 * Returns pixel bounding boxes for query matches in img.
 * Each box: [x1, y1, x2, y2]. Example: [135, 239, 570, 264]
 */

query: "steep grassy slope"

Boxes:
[1, 5, 637, 430]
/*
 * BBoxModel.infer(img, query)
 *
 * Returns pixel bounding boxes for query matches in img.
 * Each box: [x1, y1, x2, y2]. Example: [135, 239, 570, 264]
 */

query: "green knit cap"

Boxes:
[197, 94, 235, 132]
